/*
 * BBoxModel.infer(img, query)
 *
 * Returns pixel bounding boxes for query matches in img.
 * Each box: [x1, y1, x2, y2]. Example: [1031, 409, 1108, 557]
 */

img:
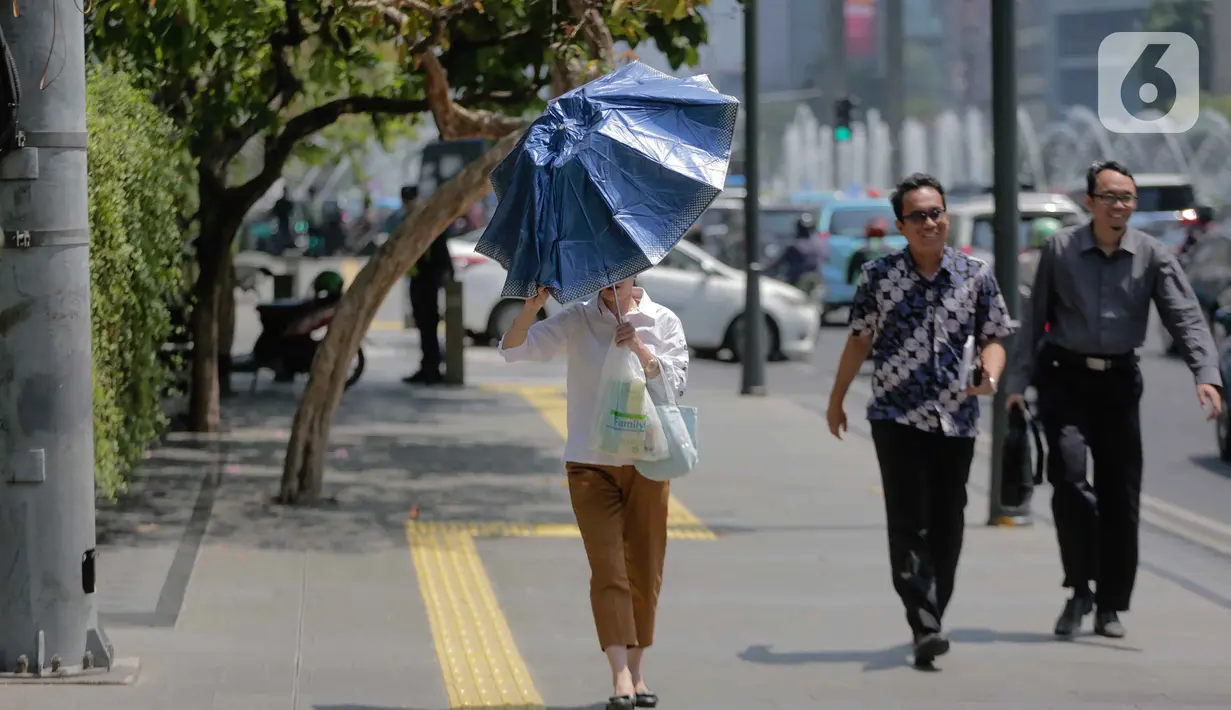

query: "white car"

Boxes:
[447, 234, 820, 361]
[946, 192, 1085, 267]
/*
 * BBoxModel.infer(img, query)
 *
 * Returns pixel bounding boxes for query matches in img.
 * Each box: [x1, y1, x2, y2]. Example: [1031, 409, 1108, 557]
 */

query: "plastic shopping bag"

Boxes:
[636, 377, 698, 481]
[589, 342, 669, 460]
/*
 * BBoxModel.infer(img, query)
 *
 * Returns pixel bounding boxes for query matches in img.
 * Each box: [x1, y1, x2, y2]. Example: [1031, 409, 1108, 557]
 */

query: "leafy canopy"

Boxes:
[88, 0, 716, 198]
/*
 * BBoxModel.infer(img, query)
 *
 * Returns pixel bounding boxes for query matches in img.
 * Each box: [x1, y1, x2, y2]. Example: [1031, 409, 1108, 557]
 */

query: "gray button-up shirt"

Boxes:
[1005, 223, 1220, 394]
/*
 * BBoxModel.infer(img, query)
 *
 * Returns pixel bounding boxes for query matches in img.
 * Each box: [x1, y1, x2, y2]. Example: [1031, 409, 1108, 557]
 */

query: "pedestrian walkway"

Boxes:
[5, 377, 1231, 709]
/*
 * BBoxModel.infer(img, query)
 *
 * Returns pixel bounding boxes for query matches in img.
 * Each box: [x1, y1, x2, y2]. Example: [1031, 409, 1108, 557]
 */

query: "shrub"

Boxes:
[87, 66, 188, 498]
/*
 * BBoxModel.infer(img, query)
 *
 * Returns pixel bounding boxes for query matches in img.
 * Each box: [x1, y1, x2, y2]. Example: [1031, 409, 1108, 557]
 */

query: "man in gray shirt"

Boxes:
[1004, 160, 1223, 640]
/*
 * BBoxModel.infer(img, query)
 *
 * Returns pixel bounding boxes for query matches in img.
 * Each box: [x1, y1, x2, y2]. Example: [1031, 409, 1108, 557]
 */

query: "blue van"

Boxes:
[815, 198, 906, 322]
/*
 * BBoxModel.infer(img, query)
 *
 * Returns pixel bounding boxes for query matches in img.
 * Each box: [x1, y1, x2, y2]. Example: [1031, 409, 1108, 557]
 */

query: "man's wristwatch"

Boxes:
[986, 375, 997, 392]
[643, 357, 661, 378]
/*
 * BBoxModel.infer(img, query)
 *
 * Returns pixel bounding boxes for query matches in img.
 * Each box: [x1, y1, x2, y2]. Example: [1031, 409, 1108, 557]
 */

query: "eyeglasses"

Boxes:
[902, 207, 947, 224]
[1092, 193, 1137, 206]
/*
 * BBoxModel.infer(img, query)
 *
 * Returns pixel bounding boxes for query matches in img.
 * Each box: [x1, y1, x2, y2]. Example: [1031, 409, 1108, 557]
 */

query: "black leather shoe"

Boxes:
[605, 695, 635, 710]
[634, 691, 658, 708]
[1054, 593, 1093, 637]
[1094, 609, 1126, 638]
[912, 631, 950, 664]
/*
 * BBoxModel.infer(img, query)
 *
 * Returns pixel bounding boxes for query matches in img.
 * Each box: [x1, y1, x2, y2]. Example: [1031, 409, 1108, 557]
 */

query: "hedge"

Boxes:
[87, 66, 188, 498]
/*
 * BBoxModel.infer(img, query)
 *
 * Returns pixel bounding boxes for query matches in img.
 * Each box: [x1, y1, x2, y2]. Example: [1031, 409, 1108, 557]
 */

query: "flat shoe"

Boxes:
[635, 691, 659, 708]
[606, 695, 635, 710]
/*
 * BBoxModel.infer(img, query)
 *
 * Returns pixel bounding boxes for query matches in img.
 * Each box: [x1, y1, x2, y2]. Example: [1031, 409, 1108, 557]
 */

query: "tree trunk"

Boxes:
[278, 130, 525, 504]
[187, 209, 241, 432]
[218, 257, 236, 397]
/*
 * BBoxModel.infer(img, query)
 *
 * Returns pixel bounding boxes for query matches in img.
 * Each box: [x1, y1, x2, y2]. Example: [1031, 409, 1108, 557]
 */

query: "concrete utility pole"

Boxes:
[740, 0, 766, 395]
[884, 0, 905, 182]
[0, 2, 131, 680]
[987, 0, 1031, 527]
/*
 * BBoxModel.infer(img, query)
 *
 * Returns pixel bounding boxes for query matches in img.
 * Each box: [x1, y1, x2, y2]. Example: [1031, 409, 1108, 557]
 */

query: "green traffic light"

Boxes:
[834, 126, 852, 142]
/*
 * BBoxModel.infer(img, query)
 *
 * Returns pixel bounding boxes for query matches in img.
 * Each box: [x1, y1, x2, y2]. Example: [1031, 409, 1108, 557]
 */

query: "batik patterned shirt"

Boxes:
[848, 247, 1015, 438]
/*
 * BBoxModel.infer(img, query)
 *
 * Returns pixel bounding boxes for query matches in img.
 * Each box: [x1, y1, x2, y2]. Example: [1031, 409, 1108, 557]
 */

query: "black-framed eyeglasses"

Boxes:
[1091, 192, 1137, 206]
[902, 207, 947, 224]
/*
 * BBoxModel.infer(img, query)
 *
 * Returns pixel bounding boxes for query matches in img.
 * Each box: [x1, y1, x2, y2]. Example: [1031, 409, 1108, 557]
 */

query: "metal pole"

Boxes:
[827, 0, 848, 187]
[0, 3, 128, 678]
[443, 276, 464, 386]
[988, 0, 1030, 526]
[884, 0, 905, 182]
[740, 0, 765, 395]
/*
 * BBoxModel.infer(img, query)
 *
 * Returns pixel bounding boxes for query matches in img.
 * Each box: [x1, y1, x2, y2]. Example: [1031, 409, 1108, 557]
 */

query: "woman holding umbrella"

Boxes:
[500, 278, 688, 710]
[479, 61, 736, 709]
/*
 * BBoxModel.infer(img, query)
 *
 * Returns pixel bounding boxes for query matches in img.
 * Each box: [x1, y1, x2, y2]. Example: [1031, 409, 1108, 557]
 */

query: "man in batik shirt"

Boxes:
[826, 173, 1015, 667]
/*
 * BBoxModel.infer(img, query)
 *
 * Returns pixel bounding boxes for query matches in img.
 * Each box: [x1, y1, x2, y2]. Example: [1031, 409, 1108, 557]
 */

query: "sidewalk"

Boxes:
[4, 376, 1231, 709]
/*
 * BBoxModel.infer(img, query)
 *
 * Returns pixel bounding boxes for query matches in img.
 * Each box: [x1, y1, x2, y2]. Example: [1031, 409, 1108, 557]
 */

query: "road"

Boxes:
[683, 312, 1231, 533]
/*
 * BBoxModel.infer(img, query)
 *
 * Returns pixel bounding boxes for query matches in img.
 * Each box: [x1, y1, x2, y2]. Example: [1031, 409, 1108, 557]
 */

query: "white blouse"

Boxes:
[498, 288, 689, 466]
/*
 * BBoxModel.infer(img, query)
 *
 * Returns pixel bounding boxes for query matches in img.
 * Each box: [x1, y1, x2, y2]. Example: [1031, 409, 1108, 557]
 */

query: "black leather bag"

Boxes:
[1002, 404, 1045, 507]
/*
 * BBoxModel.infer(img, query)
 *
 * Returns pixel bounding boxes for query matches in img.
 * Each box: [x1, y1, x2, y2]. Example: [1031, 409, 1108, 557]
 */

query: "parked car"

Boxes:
[636, 239, 820, 362]
[444, 232, 565, 345]
[946, 192, 1085, 266]
[815, 198, 905, 322]
[448, 235, 819, 362]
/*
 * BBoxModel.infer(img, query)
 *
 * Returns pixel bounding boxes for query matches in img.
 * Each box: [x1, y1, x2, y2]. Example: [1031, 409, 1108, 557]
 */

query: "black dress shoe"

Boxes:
[635, 691, 659, 708]
[605, 695, 635, 710]
[1094, 609, 1126, 638]
[1054, 593, 1093, 637]
[402, 369, 442, 385]
[912, 631, 950, 664]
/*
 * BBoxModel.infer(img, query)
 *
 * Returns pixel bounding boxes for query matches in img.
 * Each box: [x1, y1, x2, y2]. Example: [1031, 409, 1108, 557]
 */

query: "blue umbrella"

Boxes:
[475, 60, 739, 304]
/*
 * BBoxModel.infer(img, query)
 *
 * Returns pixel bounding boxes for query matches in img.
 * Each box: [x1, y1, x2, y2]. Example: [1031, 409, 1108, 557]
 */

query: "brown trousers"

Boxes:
[566, 462, 670, 650]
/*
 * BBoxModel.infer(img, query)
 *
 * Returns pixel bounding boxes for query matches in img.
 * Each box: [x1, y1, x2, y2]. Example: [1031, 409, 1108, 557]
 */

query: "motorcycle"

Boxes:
[230, 271, 365, 392]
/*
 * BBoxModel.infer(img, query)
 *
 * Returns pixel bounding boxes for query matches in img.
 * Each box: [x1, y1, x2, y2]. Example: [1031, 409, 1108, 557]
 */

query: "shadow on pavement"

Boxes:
[1189, 454, 1230, 478]
[97, 381, 566, 626]
[738, 627, 1140, 672]
[103, 383, 563, 554]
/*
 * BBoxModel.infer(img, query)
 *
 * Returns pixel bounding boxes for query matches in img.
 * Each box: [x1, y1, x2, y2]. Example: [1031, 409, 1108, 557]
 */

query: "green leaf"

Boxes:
[85, 66, 190, 498]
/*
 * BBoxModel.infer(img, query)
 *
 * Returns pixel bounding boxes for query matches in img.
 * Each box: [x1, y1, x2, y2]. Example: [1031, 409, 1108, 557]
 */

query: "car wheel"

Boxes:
[725, 314, 778, 363]
[344, 348, 365, 390]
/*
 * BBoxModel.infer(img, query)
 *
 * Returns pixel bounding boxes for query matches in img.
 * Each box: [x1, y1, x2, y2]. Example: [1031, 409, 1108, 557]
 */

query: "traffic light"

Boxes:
[833, 96, 856, 142]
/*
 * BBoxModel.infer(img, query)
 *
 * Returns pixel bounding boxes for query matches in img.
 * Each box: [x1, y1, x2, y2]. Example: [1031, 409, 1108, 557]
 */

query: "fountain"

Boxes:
[773, 102, 1231, 204]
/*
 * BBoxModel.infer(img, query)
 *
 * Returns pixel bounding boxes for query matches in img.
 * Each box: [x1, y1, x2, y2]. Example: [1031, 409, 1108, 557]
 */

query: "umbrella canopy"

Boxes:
[475, 61, 739, 304]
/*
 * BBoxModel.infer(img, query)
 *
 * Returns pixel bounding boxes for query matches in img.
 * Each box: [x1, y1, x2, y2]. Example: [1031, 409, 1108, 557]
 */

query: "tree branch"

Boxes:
[568, 0, 617, 74]
[447, 26, 534, 53]
[228, 95, 428, 209]
[407, 0, 481, 56]
[352, 0, 411, 28]
[421, 52, 529, 141]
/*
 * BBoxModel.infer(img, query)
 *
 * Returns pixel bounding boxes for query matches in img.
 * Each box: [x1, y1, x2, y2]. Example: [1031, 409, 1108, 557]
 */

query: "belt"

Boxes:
[1044, 346, 1137, 372]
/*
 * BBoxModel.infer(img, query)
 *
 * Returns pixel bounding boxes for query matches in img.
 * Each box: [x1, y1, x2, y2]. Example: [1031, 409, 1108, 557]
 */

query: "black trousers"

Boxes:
[1035, 354, 1144, 611]
[409, 277, 442, 372]
[870, 421, 976, 636]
